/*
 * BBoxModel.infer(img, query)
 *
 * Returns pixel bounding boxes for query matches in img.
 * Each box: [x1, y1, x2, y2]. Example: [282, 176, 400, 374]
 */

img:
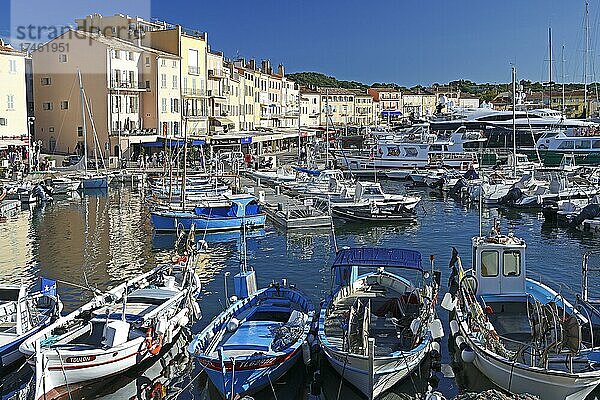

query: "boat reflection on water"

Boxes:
[80, 188, 109, 198]
[152, 228, 270, 249]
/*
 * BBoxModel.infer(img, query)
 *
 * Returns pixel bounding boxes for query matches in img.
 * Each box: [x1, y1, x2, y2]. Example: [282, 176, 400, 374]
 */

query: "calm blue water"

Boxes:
[0, 180, 599, 399]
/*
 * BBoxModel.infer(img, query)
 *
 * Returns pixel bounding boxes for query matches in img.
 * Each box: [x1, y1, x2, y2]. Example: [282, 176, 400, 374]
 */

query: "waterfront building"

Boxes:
[402, 91, 437, 119]
[207, 50, 232, 133]
[0, 40, 28, 145]
[299, 88, 321, 128]
[367, 88, 402, 123]
[352, 90, 374, 126]
[317, 87, 355, 127]
[33, 30, 181, 159]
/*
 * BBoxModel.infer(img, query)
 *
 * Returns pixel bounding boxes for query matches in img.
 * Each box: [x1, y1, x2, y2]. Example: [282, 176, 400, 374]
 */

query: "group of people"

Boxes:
[135, 150, 166, 169]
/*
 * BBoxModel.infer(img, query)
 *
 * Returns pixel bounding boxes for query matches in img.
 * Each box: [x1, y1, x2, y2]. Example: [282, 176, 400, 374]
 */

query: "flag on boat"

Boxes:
[41, 277, 57, 297]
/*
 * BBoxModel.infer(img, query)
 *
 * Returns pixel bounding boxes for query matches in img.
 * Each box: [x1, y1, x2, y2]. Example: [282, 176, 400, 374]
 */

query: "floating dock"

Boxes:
[231, 176, 332, 230]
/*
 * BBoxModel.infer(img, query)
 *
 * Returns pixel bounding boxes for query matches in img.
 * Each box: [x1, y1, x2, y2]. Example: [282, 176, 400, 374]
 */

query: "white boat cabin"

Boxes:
[471, 233, 526, 296]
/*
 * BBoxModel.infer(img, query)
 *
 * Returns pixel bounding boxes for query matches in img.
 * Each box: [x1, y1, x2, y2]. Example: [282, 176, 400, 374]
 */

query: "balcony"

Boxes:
[208, 69, 223, 79]
[110, 80, 148, 91]
[188, 66, 200, 75]
[182, 88, 206, 97]
[110, 128, 157, 136]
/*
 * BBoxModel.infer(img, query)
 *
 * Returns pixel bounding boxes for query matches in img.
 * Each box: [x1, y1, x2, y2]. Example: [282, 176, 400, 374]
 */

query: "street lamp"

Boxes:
[27, 116, 35, 171]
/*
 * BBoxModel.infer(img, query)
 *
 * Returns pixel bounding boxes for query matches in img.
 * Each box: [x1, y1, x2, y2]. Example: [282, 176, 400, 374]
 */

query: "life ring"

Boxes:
[145, 328, 163, 356]
[409, 134, 415, 140]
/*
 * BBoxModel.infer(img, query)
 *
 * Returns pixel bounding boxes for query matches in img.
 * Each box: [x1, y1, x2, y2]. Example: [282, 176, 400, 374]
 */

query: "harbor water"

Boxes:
[1, 181, 600, 399]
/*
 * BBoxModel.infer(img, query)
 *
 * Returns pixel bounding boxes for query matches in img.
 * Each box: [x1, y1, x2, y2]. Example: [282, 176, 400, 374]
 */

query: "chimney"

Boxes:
[261, 59, 270, 74]
[249, 58, 256, 70]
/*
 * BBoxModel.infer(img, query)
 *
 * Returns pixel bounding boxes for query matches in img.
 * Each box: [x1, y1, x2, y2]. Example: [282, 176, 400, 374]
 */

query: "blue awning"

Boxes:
[142, 141, 164, 147]
[381, 111, 402, 117]
[332, 248, 422, 271]
[192, 139, 206, 146]
[143, 139, 205, 147]
[240, 137, 252, 144]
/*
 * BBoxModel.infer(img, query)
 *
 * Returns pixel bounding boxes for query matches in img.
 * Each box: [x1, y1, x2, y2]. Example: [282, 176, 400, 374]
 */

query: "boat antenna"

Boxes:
[479, 181, 483, 237]
[328, 194, 338, 253]
[511, 64, 517, 177]
[584, 1, 589, 119]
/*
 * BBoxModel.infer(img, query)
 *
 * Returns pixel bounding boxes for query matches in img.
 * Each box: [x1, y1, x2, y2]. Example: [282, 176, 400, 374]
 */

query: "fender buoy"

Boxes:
[149, 381, 166, 399]
[145, 328, 163, 356]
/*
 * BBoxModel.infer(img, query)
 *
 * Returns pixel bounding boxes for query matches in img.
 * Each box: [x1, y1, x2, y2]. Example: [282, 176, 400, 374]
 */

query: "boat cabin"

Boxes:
[353, 181, 385, 202]
[471, 233, 526, 296]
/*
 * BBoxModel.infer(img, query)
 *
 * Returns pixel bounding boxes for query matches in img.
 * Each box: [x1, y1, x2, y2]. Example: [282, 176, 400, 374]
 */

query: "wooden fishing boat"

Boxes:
[449, 221, 600, 400]
[189, 269, 314, 398]
[20, 237, 202, 400]
[0, 279, 62, 369]
[319, 247, 441, 399]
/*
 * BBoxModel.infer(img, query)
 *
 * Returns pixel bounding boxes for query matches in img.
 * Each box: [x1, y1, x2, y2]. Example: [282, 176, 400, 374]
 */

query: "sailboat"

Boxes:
[76, 68, 109, 190]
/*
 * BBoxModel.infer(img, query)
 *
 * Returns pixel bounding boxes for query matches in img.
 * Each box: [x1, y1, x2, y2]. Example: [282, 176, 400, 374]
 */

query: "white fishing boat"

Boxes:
[448, 221, 600, 400]
[319, 247, 441, 399]
[51, 177, 81, 194]
[0, 279, 62, 369]
[20, 234, 202, 400]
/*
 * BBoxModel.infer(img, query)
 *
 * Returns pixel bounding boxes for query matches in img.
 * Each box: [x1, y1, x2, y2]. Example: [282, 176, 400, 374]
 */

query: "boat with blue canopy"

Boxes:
[449, 220, 600, 400]
[319, 247, 441, 399]
[188, 266, 314, 398]
[150, 194, 266, 232]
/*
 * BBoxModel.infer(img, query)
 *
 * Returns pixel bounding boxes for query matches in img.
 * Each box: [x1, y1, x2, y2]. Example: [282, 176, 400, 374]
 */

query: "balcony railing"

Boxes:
[208, 69, 223, 79]
[110, 80, 148, 90]
[182, 88, 206, 97]
[110, 128, 157, 136]
[188, 66, 200, 75]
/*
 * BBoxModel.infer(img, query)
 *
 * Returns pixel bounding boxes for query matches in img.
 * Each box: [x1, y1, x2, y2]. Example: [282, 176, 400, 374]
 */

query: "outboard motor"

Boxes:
[542, 200, 559, 224]
[498, 187, 522, 206]
[570, 204, 600, 229]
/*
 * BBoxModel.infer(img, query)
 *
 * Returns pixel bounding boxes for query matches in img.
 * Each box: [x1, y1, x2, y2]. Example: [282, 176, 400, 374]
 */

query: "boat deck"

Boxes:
[324, 284, 421, 356]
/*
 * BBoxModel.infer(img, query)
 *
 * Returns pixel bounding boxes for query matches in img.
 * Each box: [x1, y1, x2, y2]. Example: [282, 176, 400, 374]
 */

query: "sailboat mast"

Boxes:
[584, 1, 589, 118]
[325, 88, 330, 169]
[512, 65, 517, 176]
[181, 117, 188, 211]
[77, 68, 88, 174]
[548, 27, 552, 109]
[562, 45, 566, 115]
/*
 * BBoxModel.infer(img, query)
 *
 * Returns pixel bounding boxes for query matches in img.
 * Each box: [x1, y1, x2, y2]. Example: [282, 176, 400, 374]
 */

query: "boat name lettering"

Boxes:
[65, 355, 97, 363]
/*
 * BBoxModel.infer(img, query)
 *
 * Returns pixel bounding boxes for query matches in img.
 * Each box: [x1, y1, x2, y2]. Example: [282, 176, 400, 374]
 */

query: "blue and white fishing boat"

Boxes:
[319, 247, 441, 399]
[150, 194, 266, 232]
[0, 278, 62, 369]
[188, 268, 314, 399]
[449, 221, 600, 400]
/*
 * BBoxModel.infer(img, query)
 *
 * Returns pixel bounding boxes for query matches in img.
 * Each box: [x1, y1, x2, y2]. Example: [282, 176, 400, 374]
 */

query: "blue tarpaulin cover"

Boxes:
[332, 248, 422, 271]
[292, 166, 321, 176]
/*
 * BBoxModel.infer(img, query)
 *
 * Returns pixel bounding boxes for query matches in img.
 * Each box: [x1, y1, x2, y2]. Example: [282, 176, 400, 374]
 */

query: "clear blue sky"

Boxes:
[0, 0, 596, 86]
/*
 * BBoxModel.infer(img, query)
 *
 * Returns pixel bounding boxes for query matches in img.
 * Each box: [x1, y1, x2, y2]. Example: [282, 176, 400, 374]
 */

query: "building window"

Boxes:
[128, 51, 134, 61]
[145, 80, 150, 89]
[145, 57, 150, 66]
[58, 54, 67, 63]
[0, 118, 6, 126]
[77, 126, 83, 137]
[172, 98, 179, 113]
[172, 60, 177, 68]
[161, 59, 166, 67]
[9, 59, 16, 73]
[113, 50, 120, 59]
[41, 77, 52, 85]
[7, 95, 14, 110]
[161, 98, 167, 113]
[161, 74, 167, 88]
[60, 101, 69, 110]
[42, 101, 52, 111]
[173, 75, 178, 89]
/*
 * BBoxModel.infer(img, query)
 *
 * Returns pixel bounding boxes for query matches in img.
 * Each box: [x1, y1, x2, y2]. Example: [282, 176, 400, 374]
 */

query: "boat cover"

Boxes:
[332, 247, 422, 271]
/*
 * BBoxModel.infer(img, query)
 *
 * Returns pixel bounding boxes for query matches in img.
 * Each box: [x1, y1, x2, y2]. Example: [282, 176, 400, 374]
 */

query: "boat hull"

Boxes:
[150, 212, 266, 232]
[81, 176, 108, 189]
[200, 348, 301, 398]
